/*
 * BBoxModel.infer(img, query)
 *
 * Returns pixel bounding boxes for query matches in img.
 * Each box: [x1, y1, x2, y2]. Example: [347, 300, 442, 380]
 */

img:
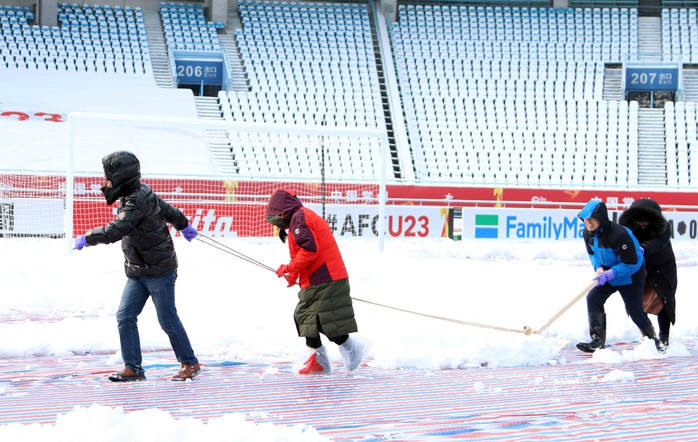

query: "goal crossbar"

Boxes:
[65, 111, 390, 251]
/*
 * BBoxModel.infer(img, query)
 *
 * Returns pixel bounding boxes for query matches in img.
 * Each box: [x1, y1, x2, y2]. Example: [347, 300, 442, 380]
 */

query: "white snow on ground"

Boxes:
[1, 237, 696, 439]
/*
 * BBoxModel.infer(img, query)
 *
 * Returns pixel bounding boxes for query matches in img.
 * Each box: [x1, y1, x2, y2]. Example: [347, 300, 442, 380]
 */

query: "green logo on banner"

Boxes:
[475, 214, 498, 238]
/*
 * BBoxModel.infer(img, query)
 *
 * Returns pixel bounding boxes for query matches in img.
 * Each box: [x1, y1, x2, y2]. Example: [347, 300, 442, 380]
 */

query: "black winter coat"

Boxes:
[619, 199, 677, 323]
[84, 151, 188, 278]
[86, 183, 189, 277]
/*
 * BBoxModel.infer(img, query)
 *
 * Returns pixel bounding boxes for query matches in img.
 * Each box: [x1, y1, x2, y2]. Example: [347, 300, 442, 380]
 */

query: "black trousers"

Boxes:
[586, 279, 654, 336]
[298, 315, 349, 349]
[657, 308, 672, 335]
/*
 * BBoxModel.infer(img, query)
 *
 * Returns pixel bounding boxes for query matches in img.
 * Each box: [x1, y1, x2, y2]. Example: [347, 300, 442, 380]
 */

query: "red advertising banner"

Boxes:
[388, 185, 698, 210]
[3, 173, 698, 237]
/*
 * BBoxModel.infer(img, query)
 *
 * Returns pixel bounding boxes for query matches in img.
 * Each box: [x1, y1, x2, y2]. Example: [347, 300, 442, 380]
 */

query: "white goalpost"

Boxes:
[62, 112, 390, 251]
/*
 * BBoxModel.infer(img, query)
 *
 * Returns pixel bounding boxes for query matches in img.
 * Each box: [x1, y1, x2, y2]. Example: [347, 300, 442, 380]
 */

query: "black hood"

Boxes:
[101, 151, 141, 205]
[618, 198, 667, 240]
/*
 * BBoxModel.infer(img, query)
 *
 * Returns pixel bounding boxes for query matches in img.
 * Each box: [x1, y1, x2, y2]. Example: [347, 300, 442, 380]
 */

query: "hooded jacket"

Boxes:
[266, 189, 356, 338]
[266, 189, 348, 288]
[578, 200, 646, 286]
[85, 151, 189, 278]
[619, 199, 677, 323]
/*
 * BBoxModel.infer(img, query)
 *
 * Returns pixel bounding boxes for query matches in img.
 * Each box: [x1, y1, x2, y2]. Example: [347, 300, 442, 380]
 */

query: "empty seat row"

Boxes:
[160, 2, 222, 52]
[226, 131, 384, 180]
[392, 4, 647, 185]
[0, 3, 153, 76]
[661, 9, 698, 62]
[230, 0, 385, 179]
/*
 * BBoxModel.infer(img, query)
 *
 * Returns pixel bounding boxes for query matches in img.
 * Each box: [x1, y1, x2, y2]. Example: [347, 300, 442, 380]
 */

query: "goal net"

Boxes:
[2, 112, 387, 249]
[0, 173, 65, 238]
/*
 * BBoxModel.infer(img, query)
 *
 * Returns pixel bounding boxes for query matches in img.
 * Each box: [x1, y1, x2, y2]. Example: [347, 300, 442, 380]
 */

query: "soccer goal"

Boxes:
[61, 112, 390, 251]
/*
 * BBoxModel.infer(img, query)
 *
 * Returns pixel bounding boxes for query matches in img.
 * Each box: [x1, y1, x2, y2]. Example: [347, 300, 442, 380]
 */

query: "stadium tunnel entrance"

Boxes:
[623, 61, 680, 108]
[179, 83, 222, 97]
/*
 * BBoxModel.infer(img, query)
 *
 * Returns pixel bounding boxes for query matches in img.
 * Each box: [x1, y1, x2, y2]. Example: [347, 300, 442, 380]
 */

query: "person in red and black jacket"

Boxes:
[266, 188, 368, 374]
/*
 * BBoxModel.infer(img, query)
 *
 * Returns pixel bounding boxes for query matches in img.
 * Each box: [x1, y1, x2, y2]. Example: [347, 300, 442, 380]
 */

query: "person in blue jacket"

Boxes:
[577, 199, 663, 353]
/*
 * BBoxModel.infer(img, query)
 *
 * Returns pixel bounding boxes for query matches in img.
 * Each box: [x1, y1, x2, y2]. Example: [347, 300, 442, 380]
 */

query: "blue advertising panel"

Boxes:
[625, 64, 679, 91]
[175, 58, 223, 85]
[460, 208, 698, 241]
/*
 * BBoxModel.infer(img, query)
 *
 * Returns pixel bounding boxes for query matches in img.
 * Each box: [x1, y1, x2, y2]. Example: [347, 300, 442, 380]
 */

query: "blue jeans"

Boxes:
[116, 270, 197, 373]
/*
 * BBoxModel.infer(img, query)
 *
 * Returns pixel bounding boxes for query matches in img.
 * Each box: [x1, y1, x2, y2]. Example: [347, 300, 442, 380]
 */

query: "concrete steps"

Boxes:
[603, 67, 623, 100]
[637, 108, 667, 186]
[193, 96, 239, 175]
[143, 9, 173, 89]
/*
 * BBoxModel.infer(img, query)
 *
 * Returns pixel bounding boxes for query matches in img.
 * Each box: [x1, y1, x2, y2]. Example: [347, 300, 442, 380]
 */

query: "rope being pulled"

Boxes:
[194, 234, 595, 336]
[195, 235, 276, 273]
[351, 297, 530, 334]
[352, 280, 597, 335]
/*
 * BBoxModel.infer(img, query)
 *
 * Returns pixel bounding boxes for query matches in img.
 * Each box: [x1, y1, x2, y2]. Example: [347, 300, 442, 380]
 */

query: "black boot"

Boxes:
[577, 312, 606, 353]
[659, 331, 670, 348]
[644, 324, 666, 352]
[659, 332, 669, 347]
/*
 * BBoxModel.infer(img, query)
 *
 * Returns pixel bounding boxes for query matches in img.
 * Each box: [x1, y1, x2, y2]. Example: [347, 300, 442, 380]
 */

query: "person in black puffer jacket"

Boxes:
[619, 199, 678, 347]
[73, 151, 202, 382]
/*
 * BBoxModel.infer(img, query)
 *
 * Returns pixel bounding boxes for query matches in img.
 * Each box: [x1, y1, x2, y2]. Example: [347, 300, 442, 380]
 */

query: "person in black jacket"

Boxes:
[619, 199, 677, 347]
[73, 151, 201, 382]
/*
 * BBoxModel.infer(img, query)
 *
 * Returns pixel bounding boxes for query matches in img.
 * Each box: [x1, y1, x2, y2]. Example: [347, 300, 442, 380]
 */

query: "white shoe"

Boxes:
[339, 335, 369, 371]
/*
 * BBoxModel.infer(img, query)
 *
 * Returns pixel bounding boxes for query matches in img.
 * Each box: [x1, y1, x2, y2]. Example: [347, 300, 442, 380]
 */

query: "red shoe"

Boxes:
[299, 353, 324, 374]
[298, 346, 331, 374]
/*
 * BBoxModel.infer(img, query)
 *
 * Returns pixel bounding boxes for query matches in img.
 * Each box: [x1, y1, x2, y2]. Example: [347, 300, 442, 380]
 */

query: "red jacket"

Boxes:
[266, 190, 348, 288]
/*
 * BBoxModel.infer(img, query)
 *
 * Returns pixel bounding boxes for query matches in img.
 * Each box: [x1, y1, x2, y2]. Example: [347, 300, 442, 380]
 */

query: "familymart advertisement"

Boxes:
[461, 208, 698, 241]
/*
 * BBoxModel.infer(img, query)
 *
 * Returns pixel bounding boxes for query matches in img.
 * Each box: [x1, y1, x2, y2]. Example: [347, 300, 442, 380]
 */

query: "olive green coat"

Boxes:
[294, 278, 358, 338]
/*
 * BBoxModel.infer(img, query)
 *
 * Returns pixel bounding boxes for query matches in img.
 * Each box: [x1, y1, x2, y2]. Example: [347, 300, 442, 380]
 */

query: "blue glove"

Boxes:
[640, 246, 645, 255]
[73, 235, 89, 251]
[181, 223, 198, 242]
[594, 269, 615, 286]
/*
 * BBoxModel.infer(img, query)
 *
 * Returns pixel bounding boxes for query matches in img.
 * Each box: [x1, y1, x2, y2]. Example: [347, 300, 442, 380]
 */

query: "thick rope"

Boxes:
[351, 296, 529, 335]
[194, 235, 591, 335]
[532, 280, 597, 335]
[195, 234, 276, 272]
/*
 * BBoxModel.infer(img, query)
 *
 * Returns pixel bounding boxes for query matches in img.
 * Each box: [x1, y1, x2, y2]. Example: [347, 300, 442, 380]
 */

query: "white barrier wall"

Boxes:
[461, 208, 698, 241]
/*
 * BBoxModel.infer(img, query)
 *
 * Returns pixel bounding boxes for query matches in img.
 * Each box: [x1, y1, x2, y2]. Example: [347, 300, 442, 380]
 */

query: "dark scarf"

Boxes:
[102, 175, 140, 205]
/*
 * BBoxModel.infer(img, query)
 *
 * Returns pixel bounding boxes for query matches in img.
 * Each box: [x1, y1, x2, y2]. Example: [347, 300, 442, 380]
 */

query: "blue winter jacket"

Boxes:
[578, 200, 646, 286]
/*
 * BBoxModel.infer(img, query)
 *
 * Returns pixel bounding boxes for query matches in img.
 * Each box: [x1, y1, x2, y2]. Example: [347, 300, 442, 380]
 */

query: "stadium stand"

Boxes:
[160, 1, 221, 51]
[665, 100, 698, 186]
[661, 7, 697, 62]
[59, 3, 151, 74]
[230, 0, 385, 128]
[217, 0, 390, 180]
[0, 3, 152, 75]
[392, 5, 641, 184]
[1, 0, 698, 189]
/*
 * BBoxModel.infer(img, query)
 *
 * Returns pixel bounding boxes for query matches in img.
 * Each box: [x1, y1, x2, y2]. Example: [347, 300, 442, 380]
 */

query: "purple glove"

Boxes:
[594, 269, 615, 286]
[640, 246, 645, 255]
[181, 224, 198, 242]
[73, 235, 89, 251]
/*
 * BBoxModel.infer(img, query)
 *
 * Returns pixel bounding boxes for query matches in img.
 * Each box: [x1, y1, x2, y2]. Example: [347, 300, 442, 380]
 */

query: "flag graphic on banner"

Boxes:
[475, 214, 499, 238]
